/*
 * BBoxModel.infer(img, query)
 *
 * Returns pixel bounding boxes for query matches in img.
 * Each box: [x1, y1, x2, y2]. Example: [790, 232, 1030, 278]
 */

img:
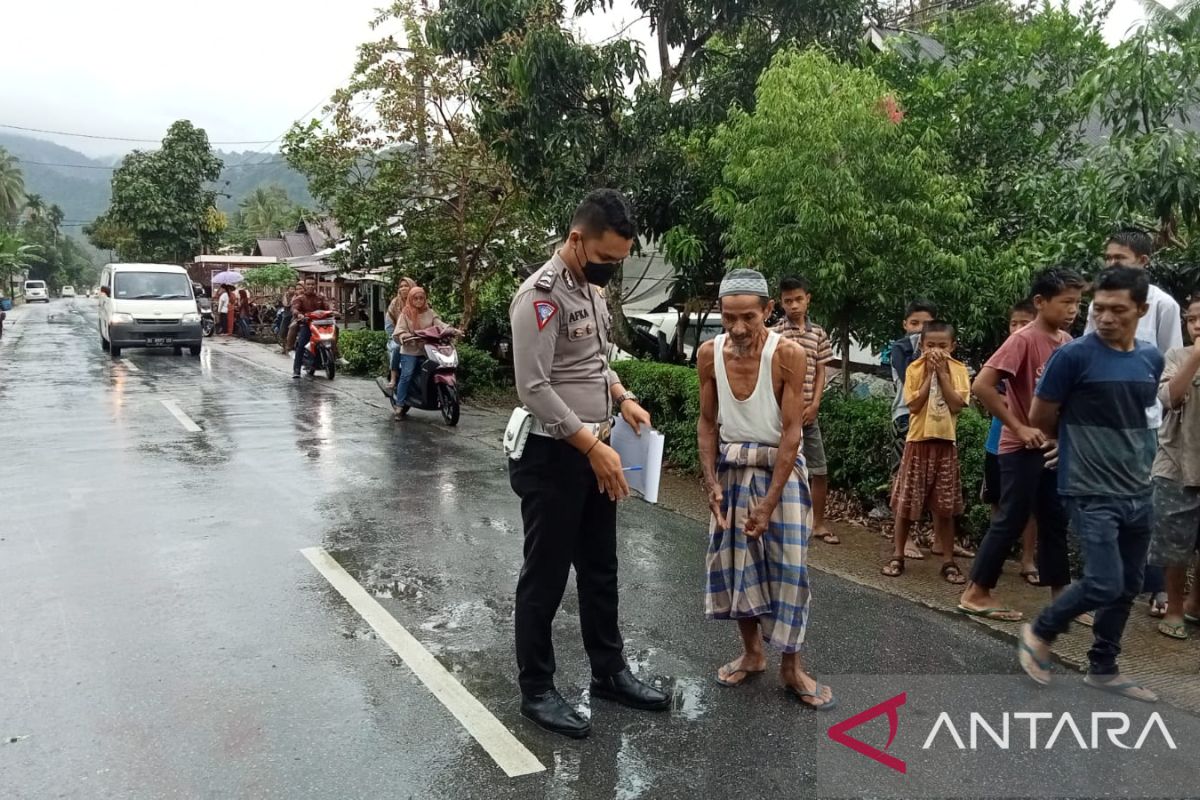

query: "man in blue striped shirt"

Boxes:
[1018, 267, 1165, 702]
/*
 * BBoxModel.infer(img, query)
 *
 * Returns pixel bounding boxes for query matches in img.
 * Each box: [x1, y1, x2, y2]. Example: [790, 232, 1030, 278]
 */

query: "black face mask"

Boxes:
[576, 240, 621, 288]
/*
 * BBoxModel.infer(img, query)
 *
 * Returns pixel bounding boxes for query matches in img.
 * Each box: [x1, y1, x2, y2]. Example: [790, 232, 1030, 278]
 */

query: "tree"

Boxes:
[430, 0, 870, 347]
[870, 3, 1111, 347]
[87, 120, 224, 263]
[238, 186, 301, 238]
[0, 231, 41, 297]
[0, 148, 25, 224]
[285, 0, 548, 331]
[710, 49, 972, 388]
[242, 263, 299, 292]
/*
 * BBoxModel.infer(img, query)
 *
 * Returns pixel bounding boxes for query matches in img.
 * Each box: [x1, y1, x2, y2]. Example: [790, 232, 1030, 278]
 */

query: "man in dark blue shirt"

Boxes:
[1018, 267, 1165, 702]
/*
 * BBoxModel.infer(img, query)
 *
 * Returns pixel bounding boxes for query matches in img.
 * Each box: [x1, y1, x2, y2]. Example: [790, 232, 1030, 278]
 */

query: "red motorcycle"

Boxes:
[299, 310, 338, 380]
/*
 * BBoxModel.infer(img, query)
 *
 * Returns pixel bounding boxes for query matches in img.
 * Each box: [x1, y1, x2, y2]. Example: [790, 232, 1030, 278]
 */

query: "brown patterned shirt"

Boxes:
[772, 317, 833, 405]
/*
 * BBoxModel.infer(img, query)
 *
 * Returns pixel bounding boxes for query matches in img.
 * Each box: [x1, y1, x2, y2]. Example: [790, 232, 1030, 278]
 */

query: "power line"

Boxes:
[0, 122, 277, 145]
[13, 157, 288, 171]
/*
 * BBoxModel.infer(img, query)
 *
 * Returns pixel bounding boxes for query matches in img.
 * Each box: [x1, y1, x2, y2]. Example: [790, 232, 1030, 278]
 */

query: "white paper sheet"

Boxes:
[610, 417, 665, 504]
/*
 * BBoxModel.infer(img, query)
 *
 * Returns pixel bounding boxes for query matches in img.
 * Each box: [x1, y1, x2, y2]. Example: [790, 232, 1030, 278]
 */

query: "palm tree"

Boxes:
[239, 186, 294, 237]
[0, 148, 25, 222]
[0, 231, 42, 297]
[1136, 0, 1200, 41]
[24, 193, 45, 224]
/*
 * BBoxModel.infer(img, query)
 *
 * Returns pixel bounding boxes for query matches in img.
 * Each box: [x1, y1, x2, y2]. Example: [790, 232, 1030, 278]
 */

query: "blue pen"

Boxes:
[623, 466, 643, 472]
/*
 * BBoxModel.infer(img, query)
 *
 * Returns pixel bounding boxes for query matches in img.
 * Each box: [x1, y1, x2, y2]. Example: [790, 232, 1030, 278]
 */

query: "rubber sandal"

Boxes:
[941, 562, 967, 585]
[786, 682, 838, 711]
[716, 662, 765, 688]
[957, 605, 1023, 621]
[1157, 620, 1188, 640]
[1017, 624, 1052, 686]
[881, 558, 905, 578]
[1020, 569, 1041, 587]
[1185, 613, 1200, 625]
[1084, 674, 1158, 704]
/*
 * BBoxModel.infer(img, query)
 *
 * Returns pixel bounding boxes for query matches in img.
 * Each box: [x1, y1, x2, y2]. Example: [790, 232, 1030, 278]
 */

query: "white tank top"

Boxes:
[714, 331, 783, 445]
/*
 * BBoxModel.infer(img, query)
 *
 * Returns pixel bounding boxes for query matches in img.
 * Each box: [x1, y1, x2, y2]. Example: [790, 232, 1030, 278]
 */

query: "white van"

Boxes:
[23, 279, 49, 303]
[98, 263, 203, 358]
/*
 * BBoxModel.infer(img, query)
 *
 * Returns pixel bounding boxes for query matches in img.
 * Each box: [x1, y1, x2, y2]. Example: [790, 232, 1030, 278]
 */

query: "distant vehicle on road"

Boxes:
[97, 263, 203, 358]
[61, 285, 76, 298]
[24, 280, 49, 303]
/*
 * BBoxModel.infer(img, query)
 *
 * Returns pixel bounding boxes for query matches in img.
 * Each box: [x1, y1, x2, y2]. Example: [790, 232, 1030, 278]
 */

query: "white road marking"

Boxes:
[300, 547, 545, 778]
[160, 399, 202, 432]
[120, 359, 139, 372]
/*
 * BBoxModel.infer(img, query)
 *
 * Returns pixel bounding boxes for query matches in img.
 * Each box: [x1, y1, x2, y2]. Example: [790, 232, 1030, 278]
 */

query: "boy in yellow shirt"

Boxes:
[883, 321, 972, 583]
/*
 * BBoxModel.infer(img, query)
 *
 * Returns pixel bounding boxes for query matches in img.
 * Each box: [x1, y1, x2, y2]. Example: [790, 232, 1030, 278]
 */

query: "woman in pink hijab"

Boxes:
[391, 286, 445, 417]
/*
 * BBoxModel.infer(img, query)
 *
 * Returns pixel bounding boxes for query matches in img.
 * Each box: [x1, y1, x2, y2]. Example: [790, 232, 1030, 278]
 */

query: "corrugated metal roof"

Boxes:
[255, 238, 292, 258]
[283, 232, 315, 257]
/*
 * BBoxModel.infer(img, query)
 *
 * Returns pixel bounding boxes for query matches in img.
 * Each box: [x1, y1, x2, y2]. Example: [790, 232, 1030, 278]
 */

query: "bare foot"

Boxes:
[904, 543, 924, 560]
[816, 529, 840, 545]
[781, 666, 835, 709]
[716, 653, 767, 687]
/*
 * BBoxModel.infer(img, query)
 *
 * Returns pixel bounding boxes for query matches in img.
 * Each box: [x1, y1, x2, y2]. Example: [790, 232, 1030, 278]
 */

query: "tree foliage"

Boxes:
[87, 120, 224, 263]
[284, 0, 548, 330]
[0, 148, 25, 224]
[711, 49, 972, 366]
[242, 263, 299, 291]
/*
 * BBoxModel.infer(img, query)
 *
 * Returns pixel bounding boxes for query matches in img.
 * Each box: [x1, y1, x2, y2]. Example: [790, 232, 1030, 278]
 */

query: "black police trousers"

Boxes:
[508, 434, 625, 696]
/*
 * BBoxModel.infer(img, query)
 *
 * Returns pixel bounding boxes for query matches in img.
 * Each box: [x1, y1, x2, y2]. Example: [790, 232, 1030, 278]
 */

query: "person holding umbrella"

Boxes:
[211, 271, 244, 337]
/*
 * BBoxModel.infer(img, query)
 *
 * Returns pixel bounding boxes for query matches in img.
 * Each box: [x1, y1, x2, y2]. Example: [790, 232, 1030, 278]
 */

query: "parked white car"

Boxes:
[23, 279, 49, 303]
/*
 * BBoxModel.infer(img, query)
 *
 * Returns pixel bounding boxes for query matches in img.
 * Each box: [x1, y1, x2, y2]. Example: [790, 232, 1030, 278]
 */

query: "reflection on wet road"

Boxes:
[3, 300, 1197, 800]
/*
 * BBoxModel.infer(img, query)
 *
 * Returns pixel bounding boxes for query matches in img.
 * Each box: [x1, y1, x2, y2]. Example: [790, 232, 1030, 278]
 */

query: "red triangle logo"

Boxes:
[827, 691, 907, 774]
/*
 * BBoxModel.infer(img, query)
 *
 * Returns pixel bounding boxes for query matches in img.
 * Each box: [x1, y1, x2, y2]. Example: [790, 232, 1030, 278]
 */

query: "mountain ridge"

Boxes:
[0, 132, 315, 228]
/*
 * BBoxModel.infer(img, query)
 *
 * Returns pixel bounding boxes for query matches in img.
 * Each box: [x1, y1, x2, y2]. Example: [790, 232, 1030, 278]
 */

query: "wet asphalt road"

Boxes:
[2, 299, 1198, 800]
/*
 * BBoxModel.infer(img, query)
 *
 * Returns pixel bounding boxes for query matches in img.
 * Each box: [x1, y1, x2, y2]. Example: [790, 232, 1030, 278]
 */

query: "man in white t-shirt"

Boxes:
[1084, 226, 1183, 619]
[1085, 227, 1182, 362]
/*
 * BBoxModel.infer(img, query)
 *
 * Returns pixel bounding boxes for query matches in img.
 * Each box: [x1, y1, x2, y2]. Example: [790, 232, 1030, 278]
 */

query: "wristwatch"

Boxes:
[615, 391, 638, 407]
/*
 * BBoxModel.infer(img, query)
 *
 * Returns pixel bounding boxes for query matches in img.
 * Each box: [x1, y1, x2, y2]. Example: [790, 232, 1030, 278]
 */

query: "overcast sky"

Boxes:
[0, 0, 1151, 159]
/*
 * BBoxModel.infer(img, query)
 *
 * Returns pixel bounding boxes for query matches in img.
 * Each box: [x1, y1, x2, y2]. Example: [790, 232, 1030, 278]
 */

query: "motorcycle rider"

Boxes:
[392, 286, 448, 417]
[291, 277, 331, 379]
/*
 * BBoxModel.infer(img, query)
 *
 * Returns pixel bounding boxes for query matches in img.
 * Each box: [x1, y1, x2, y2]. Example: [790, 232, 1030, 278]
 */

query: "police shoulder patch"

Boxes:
[534, 300, 558, 331]
[534, 266, 558, 291]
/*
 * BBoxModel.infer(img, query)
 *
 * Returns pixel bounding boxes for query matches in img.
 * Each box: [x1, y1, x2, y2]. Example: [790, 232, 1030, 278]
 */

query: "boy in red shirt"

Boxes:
[958, 268, 1085, 620]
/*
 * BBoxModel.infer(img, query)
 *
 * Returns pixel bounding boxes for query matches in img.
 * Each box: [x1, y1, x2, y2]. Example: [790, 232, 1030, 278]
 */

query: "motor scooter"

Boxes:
[298, 310, 338, 380]
[376, 326, 461, 425]
[198, 296, 215, 337]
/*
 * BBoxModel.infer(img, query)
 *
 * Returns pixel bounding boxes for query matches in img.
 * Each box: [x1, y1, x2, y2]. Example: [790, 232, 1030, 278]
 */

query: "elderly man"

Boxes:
[696, 268, 836, 710]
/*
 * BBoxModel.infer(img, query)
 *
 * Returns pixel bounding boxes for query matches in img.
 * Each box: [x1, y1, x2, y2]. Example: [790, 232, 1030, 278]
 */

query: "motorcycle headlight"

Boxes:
[110, 312, 134, 324]
[181, 313, 200, 323]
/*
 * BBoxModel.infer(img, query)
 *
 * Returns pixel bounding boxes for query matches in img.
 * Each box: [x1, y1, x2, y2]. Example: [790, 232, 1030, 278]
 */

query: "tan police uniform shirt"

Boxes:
[510, 253, 617, 438]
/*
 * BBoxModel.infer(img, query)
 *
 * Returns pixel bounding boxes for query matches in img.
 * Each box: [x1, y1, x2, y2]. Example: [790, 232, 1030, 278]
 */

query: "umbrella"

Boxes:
[212, 271, 244, 285]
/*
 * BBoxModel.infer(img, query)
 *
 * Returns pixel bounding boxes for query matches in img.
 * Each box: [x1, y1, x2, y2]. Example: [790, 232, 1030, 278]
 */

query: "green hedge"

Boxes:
[612, 360, 702, 473]
[336, 328, 507, 399]
[612, 358, 993, 544]
[338, 329, 391, 377]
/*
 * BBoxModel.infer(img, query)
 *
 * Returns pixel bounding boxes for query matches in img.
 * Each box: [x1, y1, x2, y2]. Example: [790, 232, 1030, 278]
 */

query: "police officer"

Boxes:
[508, 189, 670, 738]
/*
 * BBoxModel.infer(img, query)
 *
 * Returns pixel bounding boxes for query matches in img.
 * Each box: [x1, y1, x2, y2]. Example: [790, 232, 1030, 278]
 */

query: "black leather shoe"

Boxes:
[520, 689, 591, 739]
[590, 668, 671, 711]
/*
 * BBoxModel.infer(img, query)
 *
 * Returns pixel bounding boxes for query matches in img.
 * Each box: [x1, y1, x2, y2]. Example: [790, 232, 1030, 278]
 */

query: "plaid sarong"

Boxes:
[705, 442, 812, 653]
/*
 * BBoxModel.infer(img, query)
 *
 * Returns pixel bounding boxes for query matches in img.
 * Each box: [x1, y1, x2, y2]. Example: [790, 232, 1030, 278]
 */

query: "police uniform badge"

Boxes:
[534, 300, 558, 331]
